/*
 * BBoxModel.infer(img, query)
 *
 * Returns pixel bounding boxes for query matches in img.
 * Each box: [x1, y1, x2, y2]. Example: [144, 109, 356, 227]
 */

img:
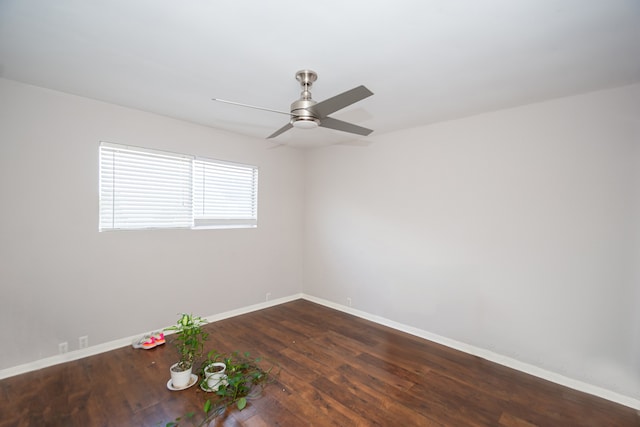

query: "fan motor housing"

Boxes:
[290, 98, 319, 128]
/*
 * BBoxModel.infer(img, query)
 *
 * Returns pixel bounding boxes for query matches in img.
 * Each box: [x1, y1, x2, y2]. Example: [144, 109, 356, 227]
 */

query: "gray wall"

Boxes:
[0, 78, 305, 369]
[303, 84, 640, 401]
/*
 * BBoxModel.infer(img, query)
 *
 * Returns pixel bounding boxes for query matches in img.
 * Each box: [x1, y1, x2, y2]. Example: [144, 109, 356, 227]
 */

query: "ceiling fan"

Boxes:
[212, 70, 374, 139]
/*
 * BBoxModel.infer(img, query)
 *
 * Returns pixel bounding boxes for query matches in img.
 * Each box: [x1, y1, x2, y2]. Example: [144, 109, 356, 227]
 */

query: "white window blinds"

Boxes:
[99, 142, 258, 231]
[193, 159, 258, 227]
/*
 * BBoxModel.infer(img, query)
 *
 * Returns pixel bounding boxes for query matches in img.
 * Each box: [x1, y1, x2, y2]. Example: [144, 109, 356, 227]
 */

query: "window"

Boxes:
[193, 159, 258, 228]
[99, 142, 258, 231]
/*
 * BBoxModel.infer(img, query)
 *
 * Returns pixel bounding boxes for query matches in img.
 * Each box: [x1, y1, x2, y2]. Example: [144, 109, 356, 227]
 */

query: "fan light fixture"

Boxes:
[291, 117, 319, 129]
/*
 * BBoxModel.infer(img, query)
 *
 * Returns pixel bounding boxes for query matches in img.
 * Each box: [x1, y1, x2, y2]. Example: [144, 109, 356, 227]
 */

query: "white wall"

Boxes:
[0, 78, 305, 370]
[304, 84, 640, 401]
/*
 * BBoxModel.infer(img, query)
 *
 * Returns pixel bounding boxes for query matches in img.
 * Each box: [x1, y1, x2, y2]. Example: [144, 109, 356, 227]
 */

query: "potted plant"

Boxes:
[201, 351, 275, 412]
[202, 357, 227, 392]
[165, 350, 277, 426]
[164, 313, 208, 389]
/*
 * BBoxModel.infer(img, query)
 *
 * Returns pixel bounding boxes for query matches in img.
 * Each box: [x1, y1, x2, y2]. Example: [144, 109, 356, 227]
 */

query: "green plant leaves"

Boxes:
[163, 412, 193, 427]
[237, 397, 247, 410]
[163, 348, 278, 425]
[165, 313, 208, 367]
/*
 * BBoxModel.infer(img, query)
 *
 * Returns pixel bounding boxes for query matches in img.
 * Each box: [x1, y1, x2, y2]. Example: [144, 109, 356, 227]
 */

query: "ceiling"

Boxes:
[1, 1, 639, 147]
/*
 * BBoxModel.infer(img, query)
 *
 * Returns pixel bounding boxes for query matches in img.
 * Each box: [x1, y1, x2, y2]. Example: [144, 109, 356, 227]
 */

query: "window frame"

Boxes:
[98, 141, 259, 231]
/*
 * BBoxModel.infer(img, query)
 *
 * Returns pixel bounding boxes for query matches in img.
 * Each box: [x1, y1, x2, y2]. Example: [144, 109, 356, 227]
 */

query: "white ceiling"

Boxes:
[1, 1, 639, 147]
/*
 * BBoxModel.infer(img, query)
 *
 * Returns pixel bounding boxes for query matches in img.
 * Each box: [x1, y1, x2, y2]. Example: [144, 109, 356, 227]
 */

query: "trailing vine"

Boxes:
[164, 350, 277, 427]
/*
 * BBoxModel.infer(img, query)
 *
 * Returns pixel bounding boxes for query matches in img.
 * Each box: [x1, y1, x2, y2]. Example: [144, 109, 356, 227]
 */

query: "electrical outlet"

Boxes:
[266, 292, 271, 301]
[79, 336, 89, 349]
[347, 297, 352, 307]
[59, 342, 68, 354]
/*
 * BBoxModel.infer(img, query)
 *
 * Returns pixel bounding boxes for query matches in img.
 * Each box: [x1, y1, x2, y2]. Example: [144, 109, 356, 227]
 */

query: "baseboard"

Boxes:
[301, 294, 640, 411]
[0, 337, 136, 380]
[202, 293, 303, 324]
[0, 293, 303, 381]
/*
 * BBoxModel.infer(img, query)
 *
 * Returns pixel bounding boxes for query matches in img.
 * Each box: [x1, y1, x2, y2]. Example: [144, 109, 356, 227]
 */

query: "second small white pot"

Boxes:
[204, 362, 227, 391]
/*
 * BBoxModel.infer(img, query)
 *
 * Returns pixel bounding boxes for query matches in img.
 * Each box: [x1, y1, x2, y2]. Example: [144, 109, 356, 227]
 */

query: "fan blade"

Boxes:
[267, 123, 293, 139]
[310, 85, 373, 118]
[212, 98, 292, 116]
[319, 117, 373, 136]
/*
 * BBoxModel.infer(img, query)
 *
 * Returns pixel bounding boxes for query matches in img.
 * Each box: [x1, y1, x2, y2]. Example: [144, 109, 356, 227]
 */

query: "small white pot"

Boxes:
[204, 362, 227, 391]
[170, 362, 193, 388]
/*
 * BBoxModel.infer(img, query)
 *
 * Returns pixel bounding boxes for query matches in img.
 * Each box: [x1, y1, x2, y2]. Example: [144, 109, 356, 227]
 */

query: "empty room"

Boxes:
[1, 1, 639, 425]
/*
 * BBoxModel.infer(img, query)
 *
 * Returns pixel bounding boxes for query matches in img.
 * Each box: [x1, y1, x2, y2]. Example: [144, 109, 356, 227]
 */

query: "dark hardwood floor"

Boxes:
[1, 299, 638, 426]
